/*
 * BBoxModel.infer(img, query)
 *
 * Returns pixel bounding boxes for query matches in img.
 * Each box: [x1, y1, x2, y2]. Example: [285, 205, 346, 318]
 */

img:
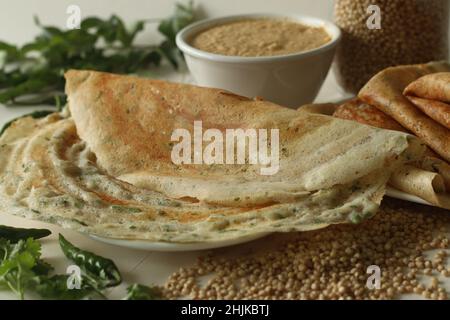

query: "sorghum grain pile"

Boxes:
[334, 0, 449, 93]
[164, 199, 450, 300]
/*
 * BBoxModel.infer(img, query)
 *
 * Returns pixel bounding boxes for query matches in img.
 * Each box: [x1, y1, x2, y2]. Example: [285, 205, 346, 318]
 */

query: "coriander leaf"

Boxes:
[32, 259, 54, 276]
[0, 238, 42, 299]
[32, 274, 95, 300]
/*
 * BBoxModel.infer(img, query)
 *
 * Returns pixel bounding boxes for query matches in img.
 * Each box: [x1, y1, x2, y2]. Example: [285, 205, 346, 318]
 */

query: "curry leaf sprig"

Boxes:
[0, 225, 162, 300]
[0, 2, 195, 106]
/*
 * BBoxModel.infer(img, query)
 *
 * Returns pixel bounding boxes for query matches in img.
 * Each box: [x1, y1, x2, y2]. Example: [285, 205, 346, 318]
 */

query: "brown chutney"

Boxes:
[190, 18, 332, 57]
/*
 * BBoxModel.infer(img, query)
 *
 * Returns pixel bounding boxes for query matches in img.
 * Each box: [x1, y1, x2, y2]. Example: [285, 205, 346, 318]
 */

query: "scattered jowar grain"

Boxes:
[164, 199, 450, 300]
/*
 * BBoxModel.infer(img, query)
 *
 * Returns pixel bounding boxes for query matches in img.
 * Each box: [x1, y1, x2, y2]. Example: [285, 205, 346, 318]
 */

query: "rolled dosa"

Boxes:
[389, 165, 450, 209]
[420, 156, 450, 191]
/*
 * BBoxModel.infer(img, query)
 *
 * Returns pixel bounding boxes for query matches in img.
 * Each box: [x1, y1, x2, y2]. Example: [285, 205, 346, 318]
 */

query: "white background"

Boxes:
[0, 0, 449, 300]
[0, 0, 335, 44]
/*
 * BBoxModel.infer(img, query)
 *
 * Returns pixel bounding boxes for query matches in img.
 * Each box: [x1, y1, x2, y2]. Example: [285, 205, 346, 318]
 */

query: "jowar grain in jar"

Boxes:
[334, 0, 449, 94]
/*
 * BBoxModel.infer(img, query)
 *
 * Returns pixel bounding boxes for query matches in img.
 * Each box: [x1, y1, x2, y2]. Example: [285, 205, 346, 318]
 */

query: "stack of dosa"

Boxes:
[331, 62, 450, 209]
[358, 61, 450, 162]
[404, 73, 450, 130]
[0, 70, 425, 242]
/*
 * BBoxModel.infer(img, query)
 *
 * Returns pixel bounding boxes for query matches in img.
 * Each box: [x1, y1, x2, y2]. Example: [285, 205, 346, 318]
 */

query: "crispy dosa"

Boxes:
[298, 103, 338, 116]
[333, 99, 408, 132]
[404, 73, 450, 129]
[0, 70, 427, 242]
[66, 70, 422, 207]
[358, 62, 450, 162]
[406, 96, 450, 129]
[304, 100, 450, 209]
[404, 72, 450, 103]
[389, 165, 450, 208]
[420, 156, 450, 191]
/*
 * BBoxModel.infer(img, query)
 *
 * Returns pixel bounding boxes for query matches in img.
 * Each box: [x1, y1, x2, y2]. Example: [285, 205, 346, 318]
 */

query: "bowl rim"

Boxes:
[176, 13, 342, 64]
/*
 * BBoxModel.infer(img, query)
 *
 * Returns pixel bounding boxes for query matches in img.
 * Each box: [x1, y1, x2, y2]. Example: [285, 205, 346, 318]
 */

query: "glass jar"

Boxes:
[334, 0, 449, 94]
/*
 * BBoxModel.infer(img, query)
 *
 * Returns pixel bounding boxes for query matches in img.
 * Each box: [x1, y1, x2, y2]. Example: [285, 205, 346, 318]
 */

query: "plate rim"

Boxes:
[89, 232, 270, 252]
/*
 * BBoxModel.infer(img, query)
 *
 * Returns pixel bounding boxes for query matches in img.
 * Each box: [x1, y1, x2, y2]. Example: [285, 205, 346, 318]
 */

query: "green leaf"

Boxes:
[0, 41, 19, 57]
[124, 284, 164, 300]
[0, 238, 43, 299]
[0, 225, 51, 243]
[32, 274, 95, 300]
[80, 17, 104, 29]
[158, 40, 180, 69]
[0, 2, 196, 107]
[59, 234, 122, 289]
[158, 1, 195, 43]
[32, 259, 54, 276]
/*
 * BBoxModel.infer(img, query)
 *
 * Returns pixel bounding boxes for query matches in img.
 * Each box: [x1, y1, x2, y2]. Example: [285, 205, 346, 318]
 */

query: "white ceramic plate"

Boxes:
[89, 232, 270, 252]
[386, 187, 432, 206]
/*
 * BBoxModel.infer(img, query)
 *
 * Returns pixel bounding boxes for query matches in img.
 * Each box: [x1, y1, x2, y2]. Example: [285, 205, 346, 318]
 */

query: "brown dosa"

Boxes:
[404, 72, 450, 103]
[420, 156, 450, 191]
[298, 103, 338, 116]
[389, 165, 450, 209]
[65, 70, 423, 207]
[303, 99, 450, 209]
[358, 62, 450, 162]
[406, 96, 450, 129]
[333, 99, 408, 132]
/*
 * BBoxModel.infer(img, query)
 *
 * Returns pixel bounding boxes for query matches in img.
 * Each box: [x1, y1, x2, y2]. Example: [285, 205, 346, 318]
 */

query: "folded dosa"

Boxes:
[404, 73, 450, 129]
[0, 70, 427, 242]
[298, 103, 337, 116]
[404, 72, 450, 103]
[333, 99, 408, 132]
[405, 96, 450, 129]
[358, 62, 450, 162]
[66, 70, 422, 207]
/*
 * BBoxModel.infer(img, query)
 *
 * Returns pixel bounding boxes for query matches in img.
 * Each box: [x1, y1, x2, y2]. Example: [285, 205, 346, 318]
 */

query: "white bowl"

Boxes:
[176, 13, 341, 108]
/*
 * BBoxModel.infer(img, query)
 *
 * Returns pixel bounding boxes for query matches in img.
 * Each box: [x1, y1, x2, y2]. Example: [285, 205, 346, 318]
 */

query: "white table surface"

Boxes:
[0, 0, 449, 300]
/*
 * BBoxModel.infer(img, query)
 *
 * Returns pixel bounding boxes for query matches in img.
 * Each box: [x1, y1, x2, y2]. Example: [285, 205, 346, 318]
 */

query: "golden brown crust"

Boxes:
[333, 99, 408, 132]
[65, 69, 420, 207]
[404, 72, 450, 103]
[406, 96, 450, 130]
[358, 62, 450, 162]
